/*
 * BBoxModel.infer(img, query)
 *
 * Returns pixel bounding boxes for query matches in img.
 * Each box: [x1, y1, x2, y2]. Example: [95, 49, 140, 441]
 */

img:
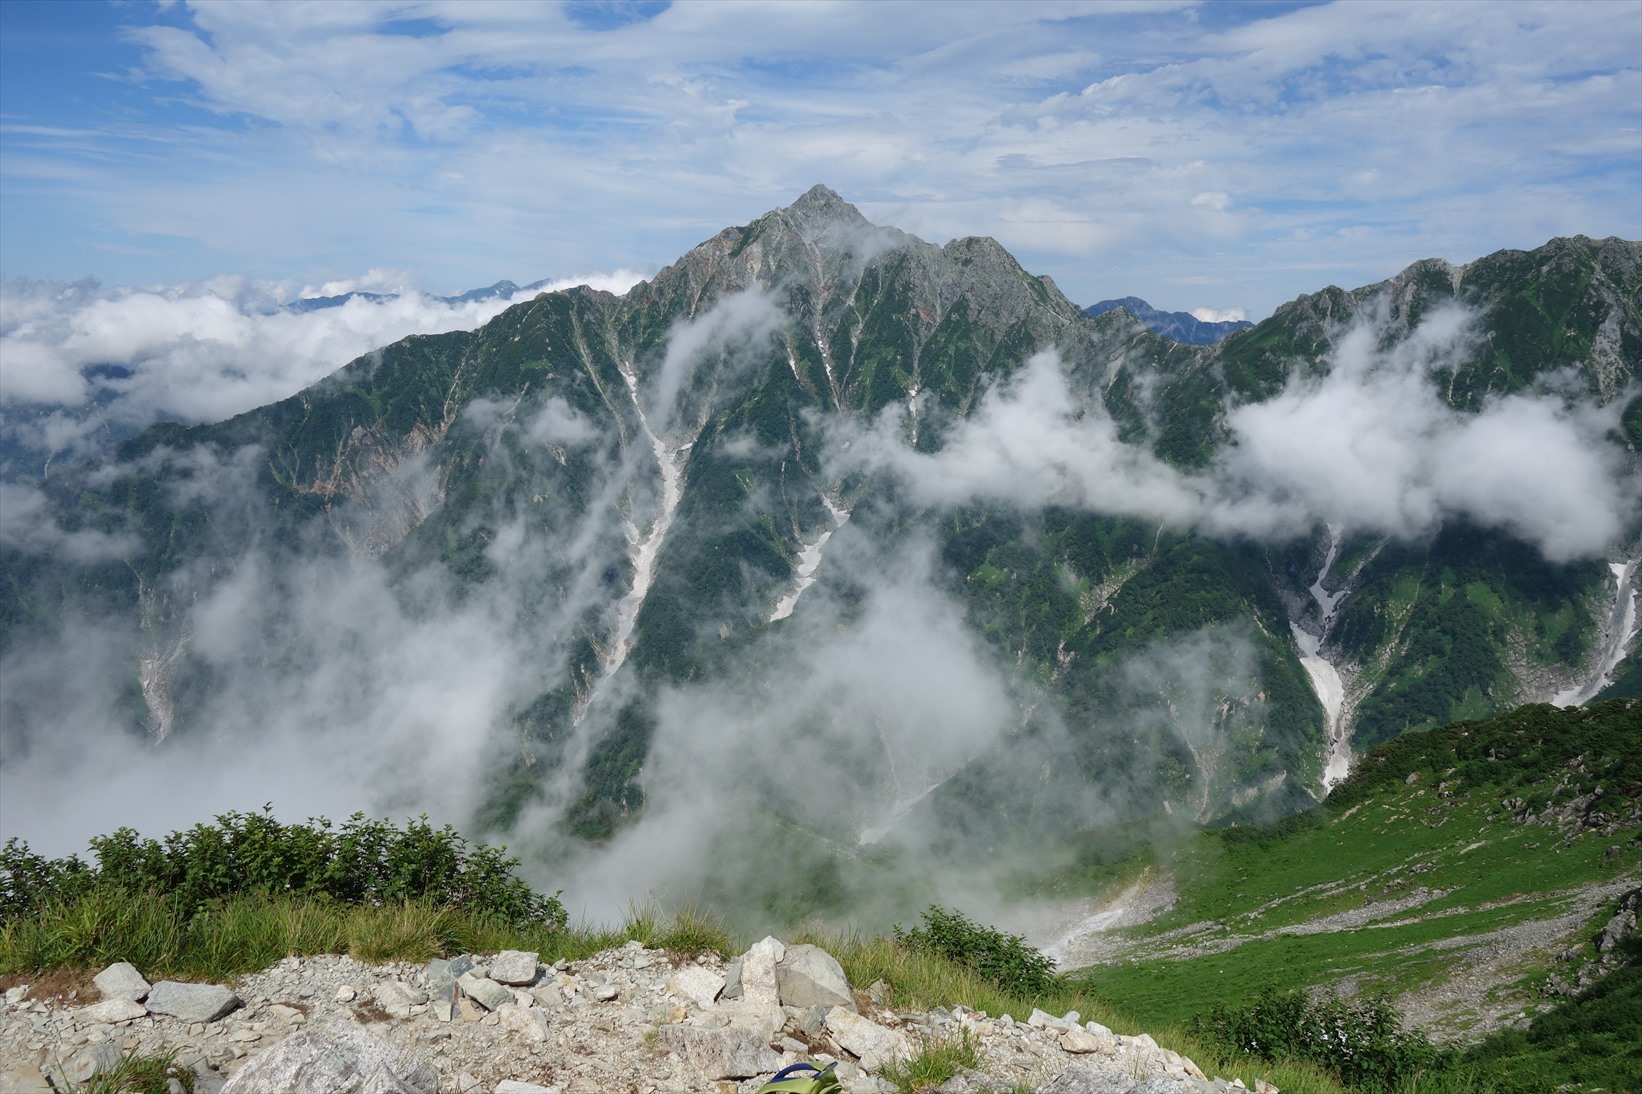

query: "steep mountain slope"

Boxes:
[1, 189, 1637, 908]
[1065, 700, 1641, 1047]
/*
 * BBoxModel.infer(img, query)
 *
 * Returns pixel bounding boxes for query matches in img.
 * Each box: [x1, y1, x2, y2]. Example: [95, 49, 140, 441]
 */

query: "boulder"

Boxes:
[489, 950, 540, 986]
[775, 944, 854, 1011]
[667, 965, 725, 1010]
[145, 981, 242, 1023]
[81, 998, 148, 1024]
[655, 1024, 781, 1080]
[824, 1006, 913, 1071]
[220, 1027, 437, 1094]
[739, 937, 784, 1008]
[94, 961, 151, 1002]
[456, 972, 514, 1012]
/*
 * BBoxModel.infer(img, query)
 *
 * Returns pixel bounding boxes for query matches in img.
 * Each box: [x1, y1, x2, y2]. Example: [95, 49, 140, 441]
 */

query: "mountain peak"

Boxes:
[783, 184, 871, 230]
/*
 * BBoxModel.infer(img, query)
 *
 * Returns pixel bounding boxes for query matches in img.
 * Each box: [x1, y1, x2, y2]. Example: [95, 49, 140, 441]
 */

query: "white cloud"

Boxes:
[1190, 306, 1245, 323]
[0, 271, 643, 456]
[2, 1, 1635, 319]
[831, 304, 1637, 562]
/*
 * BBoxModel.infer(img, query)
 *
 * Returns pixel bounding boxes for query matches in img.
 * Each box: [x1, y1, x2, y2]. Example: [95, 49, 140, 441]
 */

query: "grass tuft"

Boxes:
[76, 1048, 195, 1093]
[880, 1029, 983, 1093]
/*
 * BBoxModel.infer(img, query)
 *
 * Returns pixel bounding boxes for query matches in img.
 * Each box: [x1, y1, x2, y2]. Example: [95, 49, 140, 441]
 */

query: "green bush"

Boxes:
[1, 808, 565, 931]
[893, 905, 1061, 998]
[1195, 989, 1449, 1091]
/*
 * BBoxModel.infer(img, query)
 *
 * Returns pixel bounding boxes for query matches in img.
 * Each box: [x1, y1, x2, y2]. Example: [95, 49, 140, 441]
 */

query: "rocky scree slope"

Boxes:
[0, 937, 1260, 1094]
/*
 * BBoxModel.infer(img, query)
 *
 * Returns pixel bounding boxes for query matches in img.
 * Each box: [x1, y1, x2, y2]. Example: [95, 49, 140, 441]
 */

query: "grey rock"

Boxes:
[220, 1026, 438, 1094]
[495, 1082, 559, 1093]
[825, 1006, 913, 1071]
[721, 956, 744, 999]
[81, 998, 148, 1024]
[0, 1062, 53, 1094]
[1597, 887, 1639, 953]
[94, 961, 152, 1002]
[424, 958, 454, 989]
[593, 983, 618, 1002]
[145, 982, 242, 1024]
[776, 944, 855, 1011]
[375, 980, 428, 1018]
[667, 965, 725, 1010]
[933, 1070, 1016, 1093]
[60, 1042, 122, 1085]
[1034, 1071, 1139, 1094]
[448, 955, 477, 980]
[456, 973, 514, 1012]
[655, 1024, 781, 1080]
[489, 950, 540, 986]
[799, 1004, 827, 1037]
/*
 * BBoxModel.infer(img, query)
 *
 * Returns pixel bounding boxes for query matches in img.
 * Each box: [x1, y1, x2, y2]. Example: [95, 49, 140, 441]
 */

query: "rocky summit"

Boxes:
[0, 938, 1266, 1094]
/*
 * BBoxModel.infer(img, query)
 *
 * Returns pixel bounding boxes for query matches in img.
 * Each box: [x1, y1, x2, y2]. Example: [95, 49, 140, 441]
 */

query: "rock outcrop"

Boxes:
[0, 938, 1250, 1094]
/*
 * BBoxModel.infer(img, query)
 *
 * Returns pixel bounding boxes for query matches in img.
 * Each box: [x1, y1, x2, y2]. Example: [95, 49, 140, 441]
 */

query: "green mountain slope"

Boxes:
[1, 189, 1637, 898]
[1070, 700, 1641, 1049]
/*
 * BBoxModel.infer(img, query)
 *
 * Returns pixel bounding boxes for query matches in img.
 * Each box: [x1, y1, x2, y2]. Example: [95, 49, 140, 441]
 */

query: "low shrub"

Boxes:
[893, 905, 1061, 999]
[1195, 989, 1449, 1091]
[1, 807, 565, 931]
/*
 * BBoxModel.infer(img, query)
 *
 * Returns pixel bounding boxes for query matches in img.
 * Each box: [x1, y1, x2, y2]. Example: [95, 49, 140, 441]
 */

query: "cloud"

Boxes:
[1190, 306, 1245, 323]
[0, 483, 139, 562]
[0, 271, 643, 468]
[830, 303, 1637, 561]
[3, 1, 1636, 320]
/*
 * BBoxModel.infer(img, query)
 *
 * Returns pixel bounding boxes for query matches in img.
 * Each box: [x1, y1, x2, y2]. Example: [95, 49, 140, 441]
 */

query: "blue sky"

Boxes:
[2, 0, 1639, 319]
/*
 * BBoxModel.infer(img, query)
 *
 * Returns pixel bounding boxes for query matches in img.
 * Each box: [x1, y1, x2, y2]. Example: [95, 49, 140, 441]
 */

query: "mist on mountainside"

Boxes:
[1, 193, 1638, 926]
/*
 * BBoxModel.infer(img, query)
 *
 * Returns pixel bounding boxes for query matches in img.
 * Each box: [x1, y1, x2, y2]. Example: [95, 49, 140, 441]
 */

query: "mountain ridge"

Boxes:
[2, 189, 1638, 919]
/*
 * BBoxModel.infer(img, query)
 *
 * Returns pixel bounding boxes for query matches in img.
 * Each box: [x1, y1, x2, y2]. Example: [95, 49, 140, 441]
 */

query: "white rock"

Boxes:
[375, 980, 428, 1018]
[1058, 1027, 1116, 1055]
[456, 973, 514, 1012]
[336, 985, 358, 1003]
[494, 1002, 551, 1042]
[668, 966, 725, 1010]
[220, 1026, 437, 1094]
[488, 950, 540, 986]
[94, 962, 151, 1002]
[494, 1082, 559, 1094]
[655, 1024, 782, 1080]
[824, 1007, 913, 1071]
[738, 937, 785, 1008]
[80, 998, 147, 1024]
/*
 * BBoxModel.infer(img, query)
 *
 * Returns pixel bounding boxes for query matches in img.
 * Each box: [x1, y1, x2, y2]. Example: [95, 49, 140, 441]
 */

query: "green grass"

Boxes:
[74, 1048, 195, 1094]
[1062, 701, 1640, 1090]
[0, 891, 729, 984]
[880, 1029, 985, 1093]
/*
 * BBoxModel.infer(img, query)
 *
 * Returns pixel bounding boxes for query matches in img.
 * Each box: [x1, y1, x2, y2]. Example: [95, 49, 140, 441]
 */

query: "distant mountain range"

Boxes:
[283, 279, 552, 313]
[3, 186, 1637, 915]
[1082, 297, 1253, 344]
